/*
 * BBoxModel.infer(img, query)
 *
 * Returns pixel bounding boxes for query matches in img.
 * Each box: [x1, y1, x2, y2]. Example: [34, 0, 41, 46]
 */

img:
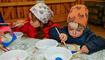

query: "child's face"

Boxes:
[30, 13, 41, 28]
[68, 22, 85, 38]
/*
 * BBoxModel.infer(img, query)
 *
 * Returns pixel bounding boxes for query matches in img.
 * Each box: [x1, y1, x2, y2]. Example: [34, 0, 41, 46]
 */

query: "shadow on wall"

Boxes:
[0, 12, 4, 23]
[85, 1, 105, 27]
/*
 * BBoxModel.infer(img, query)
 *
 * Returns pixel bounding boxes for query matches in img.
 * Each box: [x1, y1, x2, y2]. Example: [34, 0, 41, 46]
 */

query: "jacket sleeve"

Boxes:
[43, 24, 61, 39]
[13, 17, 30, 33]
[80, 26, 105, 54]
[13, 23, 28, 33]
[85, 36, 105, 54]
[49, 26, 62, 41]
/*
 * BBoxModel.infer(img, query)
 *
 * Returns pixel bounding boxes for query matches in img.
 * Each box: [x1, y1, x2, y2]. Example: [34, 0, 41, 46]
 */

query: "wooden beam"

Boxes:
[0, 1, 37, 7]
[85, 0, 102, 2]
[45, 0, 75, 4]
[0, 0, 75, 7]
[85, 0, 105, 2]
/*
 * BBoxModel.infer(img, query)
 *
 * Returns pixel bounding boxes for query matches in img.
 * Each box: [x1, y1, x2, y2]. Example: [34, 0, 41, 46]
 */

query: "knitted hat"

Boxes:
[30, 3, 53, 23]
[67, 5, 88, 27]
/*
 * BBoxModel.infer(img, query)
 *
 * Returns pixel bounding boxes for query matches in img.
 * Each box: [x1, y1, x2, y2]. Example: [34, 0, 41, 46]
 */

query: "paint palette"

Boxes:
[0, 26, 17, 47]
[0, 50, 28, 60]
[45, 47, 72, 60]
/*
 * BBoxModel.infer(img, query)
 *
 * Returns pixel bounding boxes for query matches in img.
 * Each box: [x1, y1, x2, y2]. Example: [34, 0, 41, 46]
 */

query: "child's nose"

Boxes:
[73, 31, 76, 35]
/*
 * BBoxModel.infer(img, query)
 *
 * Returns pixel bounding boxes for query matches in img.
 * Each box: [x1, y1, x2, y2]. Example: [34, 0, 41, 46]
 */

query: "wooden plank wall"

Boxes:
[0, 0, 84, 23]
[85, 0, 104, 1]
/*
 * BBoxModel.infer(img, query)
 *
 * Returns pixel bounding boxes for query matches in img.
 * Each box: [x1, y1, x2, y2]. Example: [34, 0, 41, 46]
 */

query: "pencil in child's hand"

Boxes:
[55, 27, 68, 48]
[14, 24, 21, 27]
[72, 51, 81, 56]
[55, 27, 60, 35]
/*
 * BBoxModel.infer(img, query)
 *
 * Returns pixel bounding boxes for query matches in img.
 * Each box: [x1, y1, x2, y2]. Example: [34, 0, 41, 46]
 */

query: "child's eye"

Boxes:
[77, 30, 81, 32]
[34, 20, 37, 22]
[68, 29, 73, 32]
[69, 28, 73, 30]
[32, 19, 37, 22]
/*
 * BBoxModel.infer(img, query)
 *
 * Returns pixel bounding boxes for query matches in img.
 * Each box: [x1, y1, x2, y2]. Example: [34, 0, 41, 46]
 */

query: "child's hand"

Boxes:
[14, 20, 27, 27]
[80, 45, 89, 53]
[59, 33, 67, 42]
[42, 38, 47, 39]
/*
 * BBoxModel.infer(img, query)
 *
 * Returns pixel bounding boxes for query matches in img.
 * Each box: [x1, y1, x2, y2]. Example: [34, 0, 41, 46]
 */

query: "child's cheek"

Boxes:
[68, 31, 73, 36]
[30, 22, 39, 28]
[33, 24, 40, 28]
[76, 32, 83, 37]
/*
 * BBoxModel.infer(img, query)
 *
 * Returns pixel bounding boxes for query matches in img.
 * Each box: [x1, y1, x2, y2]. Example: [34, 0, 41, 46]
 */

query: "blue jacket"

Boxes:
[0, 12, 4, 23]
[49, 26, 105, 54]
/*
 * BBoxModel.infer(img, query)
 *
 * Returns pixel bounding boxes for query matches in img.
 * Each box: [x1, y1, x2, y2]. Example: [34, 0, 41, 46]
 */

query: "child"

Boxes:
[49, 5, 105, 54]
[13, 3, 60, 39]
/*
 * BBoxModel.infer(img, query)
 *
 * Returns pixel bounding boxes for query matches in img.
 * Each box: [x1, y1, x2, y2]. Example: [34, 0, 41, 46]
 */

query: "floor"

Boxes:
[89, 24, 105, 38]
[57, 22, 105, 38]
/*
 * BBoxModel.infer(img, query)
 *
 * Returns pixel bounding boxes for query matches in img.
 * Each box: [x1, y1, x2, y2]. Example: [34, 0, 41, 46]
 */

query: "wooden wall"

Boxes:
[85, 0, 105, 1]
[0, 0, 85, 23]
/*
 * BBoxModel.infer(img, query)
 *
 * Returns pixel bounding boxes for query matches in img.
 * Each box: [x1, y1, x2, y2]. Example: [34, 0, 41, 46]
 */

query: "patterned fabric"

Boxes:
[67, 5, 88, 27]
[30, 3, 53, 24]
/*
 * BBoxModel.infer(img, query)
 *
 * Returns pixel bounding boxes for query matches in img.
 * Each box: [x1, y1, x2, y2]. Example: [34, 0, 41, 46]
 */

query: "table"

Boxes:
[0, 37, 105, 60]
